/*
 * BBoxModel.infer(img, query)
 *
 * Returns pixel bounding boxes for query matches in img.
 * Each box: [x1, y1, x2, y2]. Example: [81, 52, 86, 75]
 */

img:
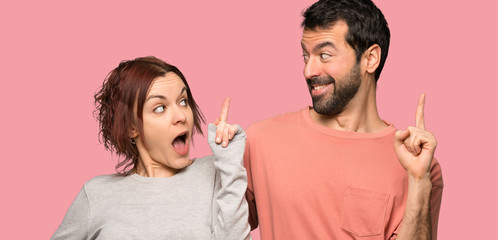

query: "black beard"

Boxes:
[308, 63, 361, 116]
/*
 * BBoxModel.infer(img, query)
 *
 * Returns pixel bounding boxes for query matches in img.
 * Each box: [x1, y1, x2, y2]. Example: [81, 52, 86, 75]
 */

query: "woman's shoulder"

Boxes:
[76, 174, 133, 204]
[83, 174, 127, 191]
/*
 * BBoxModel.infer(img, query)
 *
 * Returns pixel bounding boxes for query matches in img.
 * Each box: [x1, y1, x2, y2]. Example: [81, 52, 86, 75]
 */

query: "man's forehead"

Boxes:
[301, 22, 349, 48]
[302, 19, 348, 34]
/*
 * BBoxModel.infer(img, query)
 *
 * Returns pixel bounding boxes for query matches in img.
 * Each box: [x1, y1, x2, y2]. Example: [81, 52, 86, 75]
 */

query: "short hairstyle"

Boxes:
[94, 56, 205, 175]
[302, 0, 390, 81]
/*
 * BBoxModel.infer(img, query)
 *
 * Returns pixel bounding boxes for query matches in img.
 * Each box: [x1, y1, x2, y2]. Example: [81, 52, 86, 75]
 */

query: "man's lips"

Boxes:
[307, 77, 335, 96]
[310, 82, 334, 96]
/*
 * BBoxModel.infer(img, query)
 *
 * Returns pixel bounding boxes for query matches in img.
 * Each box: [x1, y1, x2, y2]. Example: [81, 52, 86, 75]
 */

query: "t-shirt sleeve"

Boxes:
[244, 126, 259, 230]
[50, 185, 90, 240]
[429, 158, 444, 240]
[207, 123, 251, 240]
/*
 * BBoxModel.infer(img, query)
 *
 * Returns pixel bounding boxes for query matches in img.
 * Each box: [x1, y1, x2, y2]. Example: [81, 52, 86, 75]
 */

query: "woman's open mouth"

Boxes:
[172, 131, 189, 155]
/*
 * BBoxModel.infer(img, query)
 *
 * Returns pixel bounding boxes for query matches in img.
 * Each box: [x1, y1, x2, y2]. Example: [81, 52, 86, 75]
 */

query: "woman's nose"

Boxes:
[172, 107, 187, 125]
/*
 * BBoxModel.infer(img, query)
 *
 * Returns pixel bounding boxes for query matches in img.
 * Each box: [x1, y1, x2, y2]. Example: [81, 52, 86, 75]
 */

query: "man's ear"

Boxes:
[363, 44, 381, 74]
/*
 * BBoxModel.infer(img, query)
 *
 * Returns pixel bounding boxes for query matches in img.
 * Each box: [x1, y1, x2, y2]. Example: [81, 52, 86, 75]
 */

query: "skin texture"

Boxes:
[301, 21, 436, 239]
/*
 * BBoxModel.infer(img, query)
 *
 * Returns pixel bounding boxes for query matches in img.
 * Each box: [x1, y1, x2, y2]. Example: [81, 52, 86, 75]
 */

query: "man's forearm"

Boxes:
[396, 176, 432, 239]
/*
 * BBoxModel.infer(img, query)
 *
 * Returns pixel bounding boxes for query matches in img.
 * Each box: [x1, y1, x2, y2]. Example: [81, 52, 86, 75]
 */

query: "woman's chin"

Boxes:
[172, 156, 192, 169]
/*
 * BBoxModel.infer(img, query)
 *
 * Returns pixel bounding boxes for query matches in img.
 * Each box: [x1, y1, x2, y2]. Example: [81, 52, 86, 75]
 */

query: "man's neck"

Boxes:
[310, 82, 387, 133]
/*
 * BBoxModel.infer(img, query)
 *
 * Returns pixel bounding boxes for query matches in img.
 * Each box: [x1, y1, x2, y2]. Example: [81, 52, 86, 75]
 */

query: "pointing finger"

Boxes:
[416, 93, 426, 130]
[219, 97, 231, 122]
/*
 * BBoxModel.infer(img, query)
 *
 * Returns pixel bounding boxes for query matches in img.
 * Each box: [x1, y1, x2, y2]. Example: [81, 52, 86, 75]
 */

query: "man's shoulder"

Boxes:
[247, 108, 306, 134]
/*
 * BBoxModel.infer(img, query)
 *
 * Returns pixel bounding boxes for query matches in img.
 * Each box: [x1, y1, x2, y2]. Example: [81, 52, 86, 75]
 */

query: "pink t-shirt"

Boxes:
[244, 108, 443, 240]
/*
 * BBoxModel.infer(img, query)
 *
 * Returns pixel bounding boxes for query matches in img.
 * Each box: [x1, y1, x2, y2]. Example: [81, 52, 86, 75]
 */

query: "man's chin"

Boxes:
[312, 101, 343, 116]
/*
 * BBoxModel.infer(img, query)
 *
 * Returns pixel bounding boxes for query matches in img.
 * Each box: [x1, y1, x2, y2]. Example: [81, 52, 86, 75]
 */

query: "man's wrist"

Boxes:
[408, 174, 432, 192]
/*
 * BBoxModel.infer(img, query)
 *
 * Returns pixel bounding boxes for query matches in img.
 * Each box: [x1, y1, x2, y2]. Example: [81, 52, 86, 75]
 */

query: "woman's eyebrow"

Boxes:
[146, 95, 166, 102]
[180, 87, 187, 95]
[146, 87, 187, 102]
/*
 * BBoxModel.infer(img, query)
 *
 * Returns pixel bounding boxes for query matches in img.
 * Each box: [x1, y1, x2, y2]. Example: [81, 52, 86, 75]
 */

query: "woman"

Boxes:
[51, 56, 251, 239]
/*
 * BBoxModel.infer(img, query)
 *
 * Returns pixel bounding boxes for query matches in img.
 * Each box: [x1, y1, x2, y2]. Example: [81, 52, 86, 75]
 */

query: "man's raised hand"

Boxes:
[394, 94, 437, 180]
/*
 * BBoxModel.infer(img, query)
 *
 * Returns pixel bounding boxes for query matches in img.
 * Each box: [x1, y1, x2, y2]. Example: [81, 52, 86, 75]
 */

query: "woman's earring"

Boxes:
[131, 138, 136, 145]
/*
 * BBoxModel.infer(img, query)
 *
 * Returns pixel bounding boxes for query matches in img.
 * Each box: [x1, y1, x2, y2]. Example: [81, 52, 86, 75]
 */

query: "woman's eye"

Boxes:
[179, 99, 188, 107]
[153, 105, 165, 113]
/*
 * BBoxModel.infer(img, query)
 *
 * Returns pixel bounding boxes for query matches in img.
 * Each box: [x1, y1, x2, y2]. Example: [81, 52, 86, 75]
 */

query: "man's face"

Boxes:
[301, 21, 362, 116]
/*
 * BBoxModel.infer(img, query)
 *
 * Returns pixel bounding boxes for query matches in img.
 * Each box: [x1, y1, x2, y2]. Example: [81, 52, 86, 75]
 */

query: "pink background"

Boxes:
[1, 0, 496, 239]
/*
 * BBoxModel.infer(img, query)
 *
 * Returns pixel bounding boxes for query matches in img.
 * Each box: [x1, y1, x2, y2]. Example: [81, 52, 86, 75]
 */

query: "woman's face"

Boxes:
[135, 72, 194, 176]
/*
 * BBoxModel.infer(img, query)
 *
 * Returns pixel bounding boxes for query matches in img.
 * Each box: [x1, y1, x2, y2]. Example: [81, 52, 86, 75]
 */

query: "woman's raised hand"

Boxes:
[214, 97, 240, 148]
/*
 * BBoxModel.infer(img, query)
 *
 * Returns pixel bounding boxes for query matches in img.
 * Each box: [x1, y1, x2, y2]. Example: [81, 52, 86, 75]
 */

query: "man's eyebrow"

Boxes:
[313, 41, 336, 52]
[146, 87, 187, 102]
[301, 41, 336, 53]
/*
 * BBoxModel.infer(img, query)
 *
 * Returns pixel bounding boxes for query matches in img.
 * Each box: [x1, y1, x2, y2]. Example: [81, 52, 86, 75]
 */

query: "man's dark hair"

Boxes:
[302, 0, 390, 81]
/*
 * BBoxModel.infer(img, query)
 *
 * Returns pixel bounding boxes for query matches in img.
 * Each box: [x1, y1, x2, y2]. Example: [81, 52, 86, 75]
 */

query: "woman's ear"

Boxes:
[364, 44, 381, 74]
[128, 124, 139, 139]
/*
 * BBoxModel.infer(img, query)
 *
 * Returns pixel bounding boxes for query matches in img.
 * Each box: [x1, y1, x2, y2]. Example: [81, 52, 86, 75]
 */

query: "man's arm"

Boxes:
[394, 94, 440, 240]
[396, 176, 432, 239]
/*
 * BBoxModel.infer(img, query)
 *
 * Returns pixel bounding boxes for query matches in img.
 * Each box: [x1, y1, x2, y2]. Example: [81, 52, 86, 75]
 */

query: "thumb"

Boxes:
[394, 129, 410, 148]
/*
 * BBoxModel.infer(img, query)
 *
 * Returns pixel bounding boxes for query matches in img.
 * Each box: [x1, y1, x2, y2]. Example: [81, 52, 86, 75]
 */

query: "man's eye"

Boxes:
[320, 53, 331, 59]
[153, 105, 165, 113]
[179, 99, 188, 107]
[302, 54, 309, 62]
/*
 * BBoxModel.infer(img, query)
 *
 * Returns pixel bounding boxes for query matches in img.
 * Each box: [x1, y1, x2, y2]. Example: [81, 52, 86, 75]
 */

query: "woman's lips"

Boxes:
[172, 132, 189, 155]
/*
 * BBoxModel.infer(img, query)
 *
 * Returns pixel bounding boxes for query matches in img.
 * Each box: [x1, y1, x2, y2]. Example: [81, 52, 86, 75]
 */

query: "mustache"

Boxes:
[306, 76, 335, 86]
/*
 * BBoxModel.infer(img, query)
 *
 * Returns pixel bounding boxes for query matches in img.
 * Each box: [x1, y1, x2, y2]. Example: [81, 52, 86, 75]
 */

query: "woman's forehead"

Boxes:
[148, 73, 186, 96]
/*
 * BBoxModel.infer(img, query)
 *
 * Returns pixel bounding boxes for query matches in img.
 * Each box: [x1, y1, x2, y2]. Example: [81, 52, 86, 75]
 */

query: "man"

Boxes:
[244, 0, 443, 239]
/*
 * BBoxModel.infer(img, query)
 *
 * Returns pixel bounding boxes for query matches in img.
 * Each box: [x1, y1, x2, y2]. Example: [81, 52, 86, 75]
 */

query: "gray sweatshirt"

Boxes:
[51, 124, 251, 240]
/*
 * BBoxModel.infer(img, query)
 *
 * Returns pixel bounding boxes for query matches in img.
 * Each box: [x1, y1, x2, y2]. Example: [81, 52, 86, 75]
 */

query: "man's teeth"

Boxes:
[313, 84, 329, 90]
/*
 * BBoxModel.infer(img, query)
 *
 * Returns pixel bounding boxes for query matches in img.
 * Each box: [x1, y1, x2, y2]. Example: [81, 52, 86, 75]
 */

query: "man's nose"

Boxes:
[303, 57, 321, 80]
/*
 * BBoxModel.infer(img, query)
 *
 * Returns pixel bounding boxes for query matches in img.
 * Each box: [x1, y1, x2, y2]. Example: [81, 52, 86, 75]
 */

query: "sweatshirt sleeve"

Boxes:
[207, 123, 252, 240]
[50, 185, 90, 240]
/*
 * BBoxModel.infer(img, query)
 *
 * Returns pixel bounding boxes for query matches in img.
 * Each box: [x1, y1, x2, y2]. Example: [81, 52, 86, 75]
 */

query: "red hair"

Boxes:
[94, 56, 205, 175]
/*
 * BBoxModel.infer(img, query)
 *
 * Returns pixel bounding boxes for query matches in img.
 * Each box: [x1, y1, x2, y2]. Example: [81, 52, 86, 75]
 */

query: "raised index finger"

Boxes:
[219, 96, 231, 122]
[416, 93, 426, 130]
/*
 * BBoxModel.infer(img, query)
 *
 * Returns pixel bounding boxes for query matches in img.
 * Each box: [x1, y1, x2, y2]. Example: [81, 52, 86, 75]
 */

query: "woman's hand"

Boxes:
[213, 97, 240, 148]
